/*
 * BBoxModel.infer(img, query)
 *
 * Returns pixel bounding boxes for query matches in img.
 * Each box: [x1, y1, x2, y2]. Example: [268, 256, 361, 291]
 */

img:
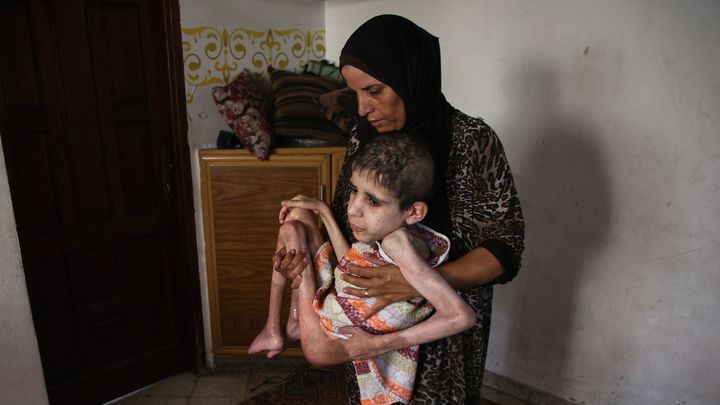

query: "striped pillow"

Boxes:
[268, 67, 348, 145]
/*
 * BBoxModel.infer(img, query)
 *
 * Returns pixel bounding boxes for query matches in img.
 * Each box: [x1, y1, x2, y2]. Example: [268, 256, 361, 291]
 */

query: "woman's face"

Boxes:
[342, 65, 406, 133]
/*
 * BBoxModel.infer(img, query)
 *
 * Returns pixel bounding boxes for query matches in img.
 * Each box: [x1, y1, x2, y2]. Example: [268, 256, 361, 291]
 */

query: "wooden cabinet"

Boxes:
[199, 147, 346, 358]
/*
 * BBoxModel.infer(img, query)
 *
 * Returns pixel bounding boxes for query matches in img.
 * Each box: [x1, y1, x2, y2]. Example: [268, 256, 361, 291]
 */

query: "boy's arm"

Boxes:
[280, 195, 350, 259]
[360, 229, 474, 356]
[316, 203, 349, 259]
[403, 225, 430, 261]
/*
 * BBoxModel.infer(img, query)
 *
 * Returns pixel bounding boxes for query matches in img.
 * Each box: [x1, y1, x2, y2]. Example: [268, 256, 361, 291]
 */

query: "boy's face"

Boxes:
[347, 171, 411, 243]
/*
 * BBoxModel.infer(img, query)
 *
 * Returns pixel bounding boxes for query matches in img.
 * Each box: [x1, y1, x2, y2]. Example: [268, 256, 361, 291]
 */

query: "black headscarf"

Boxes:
[340, 15, 453, 236]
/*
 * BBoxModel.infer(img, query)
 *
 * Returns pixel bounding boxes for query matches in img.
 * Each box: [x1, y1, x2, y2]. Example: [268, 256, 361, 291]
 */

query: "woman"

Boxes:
[278, 15, 524, 404]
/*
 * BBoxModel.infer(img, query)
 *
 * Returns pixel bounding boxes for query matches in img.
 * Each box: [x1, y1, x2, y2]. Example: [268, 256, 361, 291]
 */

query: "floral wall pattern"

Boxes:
[181, 25, 326, 105]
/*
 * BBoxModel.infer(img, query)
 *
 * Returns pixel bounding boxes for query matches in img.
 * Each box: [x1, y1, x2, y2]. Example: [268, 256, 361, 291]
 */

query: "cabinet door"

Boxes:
[331, 149, 347, 200]
[200, 152, 331, 357]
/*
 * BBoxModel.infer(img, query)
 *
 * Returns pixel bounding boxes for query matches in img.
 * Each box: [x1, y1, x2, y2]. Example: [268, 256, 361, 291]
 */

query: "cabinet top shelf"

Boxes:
[199, 146, 347, 158]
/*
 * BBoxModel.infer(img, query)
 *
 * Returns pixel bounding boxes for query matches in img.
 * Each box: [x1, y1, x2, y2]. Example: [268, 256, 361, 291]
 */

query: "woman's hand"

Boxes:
[272, 246, 307, 289]
[342, 257, 420, 319]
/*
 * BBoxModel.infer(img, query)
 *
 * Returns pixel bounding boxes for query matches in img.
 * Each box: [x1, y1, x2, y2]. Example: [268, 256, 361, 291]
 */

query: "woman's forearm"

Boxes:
[438, 247, 505, 289]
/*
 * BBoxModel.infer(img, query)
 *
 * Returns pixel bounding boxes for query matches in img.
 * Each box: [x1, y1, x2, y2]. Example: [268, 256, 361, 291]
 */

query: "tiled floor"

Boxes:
[107, 359, 532, 405]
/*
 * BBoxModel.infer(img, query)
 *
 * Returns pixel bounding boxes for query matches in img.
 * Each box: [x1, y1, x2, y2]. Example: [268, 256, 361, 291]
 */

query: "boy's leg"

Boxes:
[285, 290, 300, 341]
[295, 257, 354, 368]
[248, 238, 292, 357]
[277, 212, 350, 367]
[269, 208, 352, 367]
[277, 209, 322, 342]
[248, 208, 322, 358]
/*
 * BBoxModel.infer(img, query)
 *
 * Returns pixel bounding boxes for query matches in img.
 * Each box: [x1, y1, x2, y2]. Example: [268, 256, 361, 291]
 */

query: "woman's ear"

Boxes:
[404, 201, 428, 225]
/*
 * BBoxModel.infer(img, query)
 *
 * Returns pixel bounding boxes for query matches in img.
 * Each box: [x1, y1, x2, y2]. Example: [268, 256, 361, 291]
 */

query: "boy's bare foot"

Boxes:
[248, 327, 286, 358]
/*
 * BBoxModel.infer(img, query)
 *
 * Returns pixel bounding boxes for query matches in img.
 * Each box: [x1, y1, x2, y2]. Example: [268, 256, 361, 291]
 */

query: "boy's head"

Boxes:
[351, 132, 434, 209]
[347, 132, 434, 242]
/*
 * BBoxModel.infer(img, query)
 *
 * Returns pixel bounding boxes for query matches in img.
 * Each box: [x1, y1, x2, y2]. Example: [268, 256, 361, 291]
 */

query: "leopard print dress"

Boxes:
[332, 108, 525, 404]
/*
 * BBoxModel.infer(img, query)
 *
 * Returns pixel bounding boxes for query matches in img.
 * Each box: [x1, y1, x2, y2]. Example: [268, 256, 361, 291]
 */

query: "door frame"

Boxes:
[160, 0, 205, 371]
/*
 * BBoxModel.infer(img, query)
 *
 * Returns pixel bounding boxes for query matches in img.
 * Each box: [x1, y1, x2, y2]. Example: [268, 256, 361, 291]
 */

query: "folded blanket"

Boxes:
[312, 224, 450, 405]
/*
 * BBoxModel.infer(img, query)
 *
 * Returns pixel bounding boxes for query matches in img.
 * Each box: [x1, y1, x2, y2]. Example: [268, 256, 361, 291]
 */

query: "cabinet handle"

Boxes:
[319, 185, 325, 202]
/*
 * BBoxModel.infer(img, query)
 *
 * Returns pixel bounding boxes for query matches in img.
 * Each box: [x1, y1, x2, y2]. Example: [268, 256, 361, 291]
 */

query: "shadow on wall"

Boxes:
[497, 61, 614, 390]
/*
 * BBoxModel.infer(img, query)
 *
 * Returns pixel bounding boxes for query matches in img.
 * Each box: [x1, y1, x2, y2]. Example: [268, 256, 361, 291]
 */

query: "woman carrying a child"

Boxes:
[273, 14, 524, 404]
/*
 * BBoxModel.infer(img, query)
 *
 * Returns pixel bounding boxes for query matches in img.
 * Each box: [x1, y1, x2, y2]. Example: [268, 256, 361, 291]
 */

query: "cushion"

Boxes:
[212, 69, 273, 160]
[315, 87, 358, 135]
[268, 67, 348, 145]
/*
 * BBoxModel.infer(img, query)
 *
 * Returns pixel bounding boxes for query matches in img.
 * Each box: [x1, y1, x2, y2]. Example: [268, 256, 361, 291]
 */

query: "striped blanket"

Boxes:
[312, 224, 450, 405]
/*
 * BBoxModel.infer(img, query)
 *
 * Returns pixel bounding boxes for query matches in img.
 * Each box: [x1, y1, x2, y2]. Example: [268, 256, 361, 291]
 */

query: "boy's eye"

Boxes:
[368, 197, 380, 207]
[348, 185, 357, 195]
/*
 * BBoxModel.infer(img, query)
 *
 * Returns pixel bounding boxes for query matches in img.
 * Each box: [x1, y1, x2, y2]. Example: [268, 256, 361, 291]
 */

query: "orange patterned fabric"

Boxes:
[311, 225, 450, 405]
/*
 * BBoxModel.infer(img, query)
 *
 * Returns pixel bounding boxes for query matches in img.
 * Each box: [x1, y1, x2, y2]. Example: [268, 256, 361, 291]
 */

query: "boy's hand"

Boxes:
[279, 195, 328, 223]
[336, 325, 385, 360]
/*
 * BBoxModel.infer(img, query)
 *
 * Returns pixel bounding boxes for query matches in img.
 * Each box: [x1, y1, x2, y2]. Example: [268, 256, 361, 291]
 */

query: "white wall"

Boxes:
[0, 137, 49, 404]
[326, 1, 720, 404]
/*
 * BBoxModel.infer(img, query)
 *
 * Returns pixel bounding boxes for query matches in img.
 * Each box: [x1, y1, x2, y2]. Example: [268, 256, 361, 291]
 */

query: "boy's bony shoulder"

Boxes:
[377, 224, 450, 267]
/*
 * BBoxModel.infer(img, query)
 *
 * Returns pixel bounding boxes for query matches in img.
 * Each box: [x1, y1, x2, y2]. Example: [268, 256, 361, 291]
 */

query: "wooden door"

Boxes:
[200, 148, 342, 357]
[0, 1, 197, 403]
